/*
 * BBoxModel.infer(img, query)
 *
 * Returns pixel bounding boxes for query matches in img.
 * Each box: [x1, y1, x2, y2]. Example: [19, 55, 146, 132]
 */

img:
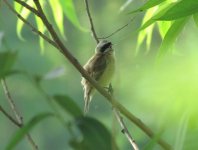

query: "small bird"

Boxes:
[81, 40, 115, 114]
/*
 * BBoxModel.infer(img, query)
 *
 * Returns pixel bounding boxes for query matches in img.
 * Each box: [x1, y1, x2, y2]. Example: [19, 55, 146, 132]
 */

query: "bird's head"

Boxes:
[95, 40, 113, 54]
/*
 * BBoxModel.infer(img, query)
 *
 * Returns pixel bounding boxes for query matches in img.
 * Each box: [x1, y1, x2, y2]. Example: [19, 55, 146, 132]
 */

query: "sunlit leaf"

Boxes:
[14, 1, 22, 13]
[53, 95, 83, 117]
[6, 113, 54, 150]
[16, 0, 34, 40]
[159, 0, 198, 20]
[193, 13, 198, 27]
[139, 3, 175, 31]
[174, 112, 189, 150]
[158, 18, 189, 57]
[35, 15, 45, 52]
[34, 0, 46, 52]
[73, 117, 116, 150]
[49, 0, 66, 40]
[59, 0, 86, 31]
[0, 51, 17, 79]
[129, 0, 165, 14]
[157, 21, 172, 38]
[136, 7, 157, 54]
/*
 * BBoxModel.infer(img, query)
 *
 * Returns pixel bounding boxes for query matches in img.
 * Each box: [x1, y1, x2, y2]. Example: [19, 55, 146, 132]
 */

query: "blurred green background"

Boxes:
[1, 0, 198, 150]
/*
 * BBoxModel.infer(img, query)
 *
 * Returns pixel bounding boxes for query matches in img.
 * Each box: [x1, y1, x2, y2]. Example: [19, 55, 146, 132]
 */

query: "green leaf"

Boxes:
[73, 117, 116, 150]
[6, 113, 54, 150]
[139, 3, 175, 31]
[158, 0, 198, 20]
[59, 0, 87, 31]
[34, 0, 46, 53]
[193, 13, 198, 27]
[14, 1, 22, 13]
[0, 51, 17, 79]
[35, 15, 46, 53]
[136, 7, 156, 54]
[16, 0, 34, 40]
[53, 95, 83, 117]
[129, 0, 166, 14]
[157, 21, 172, 38]
[158, 18, 189, 57]
[49, 0, 66, 40]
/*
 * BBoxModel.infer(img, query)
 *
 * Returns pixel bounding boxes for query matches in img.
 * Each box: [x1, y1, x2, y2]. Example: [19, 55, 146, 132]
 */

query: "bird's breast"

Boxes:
[99, 54, 115, 86]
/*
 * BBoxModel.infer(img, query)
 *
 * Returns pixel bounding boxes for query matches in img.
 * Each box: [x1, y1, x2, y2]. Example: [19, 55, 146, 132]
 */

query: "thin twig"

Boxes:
[5, 0, 171, 149]
[114, 108, 139, 150]
[1, 79, 23, 124]
[14, 0, 40, 17]
[0, 105, 22, 127]
[98, 17, 135, 39]
[84, 0, 99, 43]
[3, 0, 58, 49]
[1, 79, 38, 150]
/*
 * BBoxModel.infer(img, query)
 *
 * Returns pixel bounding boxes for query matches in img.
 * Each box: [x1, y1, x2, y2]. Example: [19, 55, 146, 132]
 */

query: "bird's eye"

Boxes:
[100, 42, 112, 53]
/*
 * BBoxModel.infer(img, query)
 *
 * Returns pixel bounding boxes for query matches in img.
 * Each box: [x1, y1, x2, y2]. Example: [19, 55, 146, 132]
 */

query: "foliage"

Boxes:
[1, 0, 198, 150]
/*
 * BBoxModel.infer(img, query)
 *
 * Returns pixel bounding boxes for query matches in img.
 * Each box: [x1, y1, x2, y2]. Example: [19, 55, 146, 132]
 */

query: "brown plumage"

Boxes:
[81, 40, 115, 114]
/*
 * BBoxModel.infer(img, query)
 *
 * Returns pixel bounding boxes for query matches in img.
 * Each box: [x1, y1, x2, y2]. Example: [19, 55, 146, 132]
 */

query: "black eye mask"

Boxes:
[100, 42, 112, 53]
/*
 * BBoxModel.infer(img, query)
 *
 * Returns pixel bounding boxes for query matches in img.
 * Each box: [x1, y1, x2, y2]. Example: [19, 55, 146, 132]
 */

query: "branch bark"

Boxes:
[1, 79, 38, 150]
[84, 0, 99, 43]
[3, 0, 171, 149]
[114, 108, 139, 150]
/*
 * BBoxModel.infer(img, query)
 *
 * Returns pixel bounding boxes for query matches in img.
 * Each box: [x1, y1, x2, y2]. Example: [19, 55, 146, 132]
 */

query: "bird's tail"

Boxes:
[83, 89, 93, 115]
[84, 96, 90, 115]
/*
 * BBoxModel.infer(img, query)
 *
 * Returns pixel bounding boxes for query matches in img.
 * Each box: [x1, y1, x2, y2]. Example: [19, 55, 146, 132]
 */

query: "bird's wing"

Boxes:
[84, 54, 107, 81]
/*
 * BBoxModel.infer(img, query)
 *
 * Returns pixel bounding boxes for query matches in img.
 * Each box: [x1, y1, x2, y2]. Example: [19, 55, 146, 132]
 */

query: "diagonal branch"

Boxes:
[114, 108, 139, 150]
[1, 79, 38, 150]
[0, 105, 21, 127]
[14, 0, 40, 17]
[3, 0, 171, 149]
[84, 0, 99, 43]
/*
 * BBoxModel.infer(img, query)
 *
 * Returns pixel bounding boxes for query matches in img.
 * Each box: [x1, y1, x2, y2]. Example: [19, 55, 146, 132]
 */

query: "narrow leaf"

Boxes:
[14, 1, 22, 13]
[159, 0, 198, 20]
[35, 15, 46, 52]
[49, 0, 66, 39]
[193, 13, 198, 27]
[16, 0, 34, 40]
[138, 3, 175, 31]
[74, 117, 116, 150]
[136, 7, 157, 54]
[157, 21, 172, 38]
[129, 0, 165, 14]
[158, 18, 189, 57]
[6, 113, 54, 150]
[35, 0, 46, 52]
[0, 51, 17, 79]
[59, 0, 87, 31]
[53, 95, 83, 117]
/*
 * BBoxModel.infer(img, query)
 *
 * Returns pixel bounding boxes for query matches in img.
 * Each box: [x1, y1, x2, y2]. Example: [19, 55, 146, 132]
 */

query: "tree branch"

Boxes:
[3, 0, 58, 49]
[14, 0, 40, 17]
[3, 0, 171, 149]
[114, 108, 139, 150]
[0, 105, 21, 127]
[84, 0, 99, 43]
[1, 79, 38, 150]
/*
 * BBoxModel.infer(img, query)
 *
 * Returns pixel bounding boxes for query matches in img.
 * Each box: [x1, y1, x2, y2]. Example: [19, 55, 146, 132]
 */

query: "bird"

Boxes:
[81, 40, 115, 114]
